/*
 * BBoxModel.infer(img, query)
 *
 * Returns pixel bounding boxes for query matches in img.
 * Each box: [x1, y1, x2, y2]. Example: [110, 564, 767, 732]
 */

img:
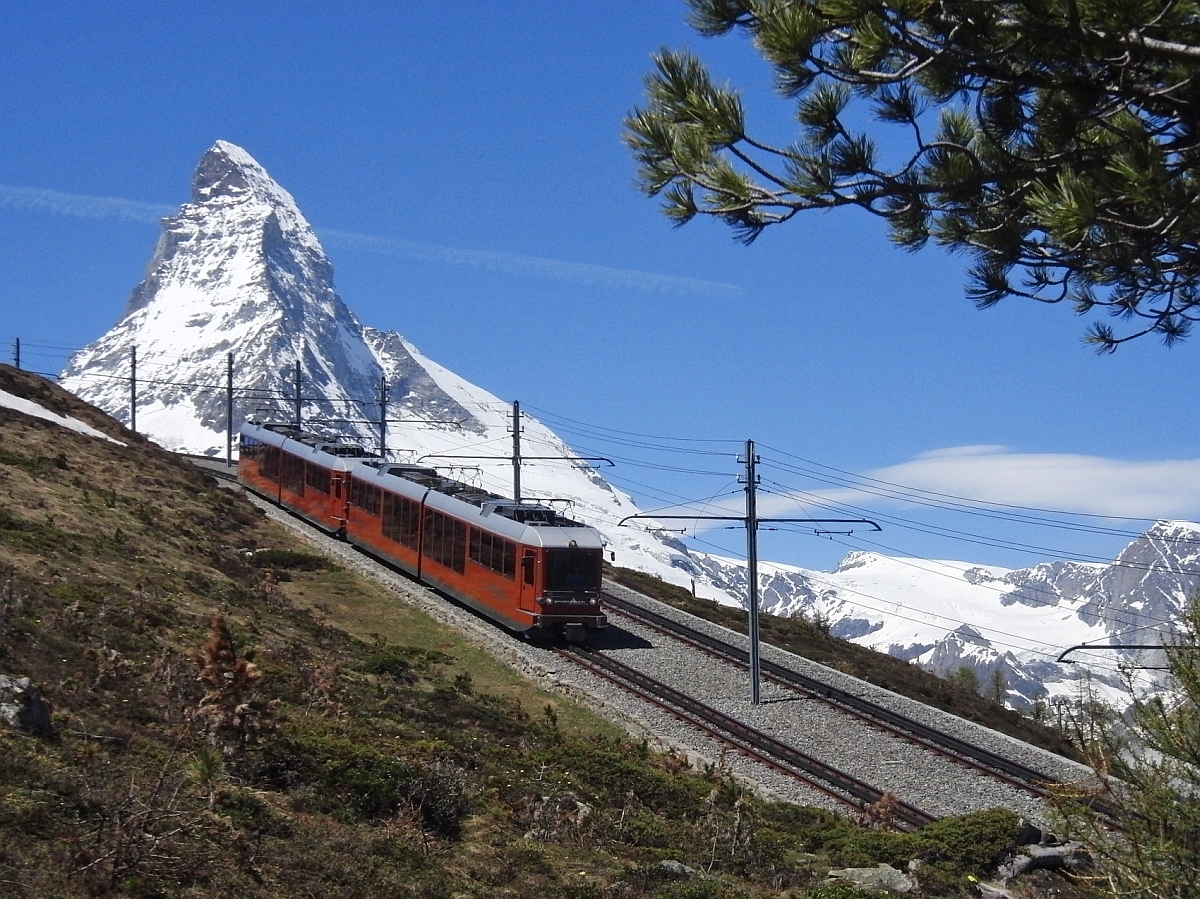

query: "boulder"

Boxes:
[0, 675, 56, 739]
[826, 863, 914, 893]
[658, 860, 702, 879]
[997, 843, 1091, 882]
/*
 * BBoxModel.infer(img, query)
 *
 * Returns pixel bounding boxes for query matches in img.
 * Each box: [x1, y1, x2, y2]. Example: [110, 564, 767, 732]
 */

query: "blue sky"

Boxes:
[3, 2, 1199, 573]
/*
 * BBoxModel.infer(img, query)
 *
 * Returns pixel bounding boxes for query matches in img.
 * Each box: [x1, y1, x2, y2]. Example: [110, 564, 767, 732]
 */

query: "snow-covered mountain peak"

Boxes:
[192, 141, 302, 214]
[63, 140, 471, 452]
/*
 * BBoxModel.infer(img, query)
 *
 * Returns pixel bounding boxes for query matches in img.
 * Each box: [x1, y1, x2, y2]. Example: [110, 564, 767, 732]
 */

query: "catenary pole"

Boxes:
[293, 360, 301, 430]
[11, 338, 19, 370]
[130, 345, 137, 435]
[743, 439, 762, 705]
[225, 352, 234, 467]
[378, 377, 388, 459]
[617, 453, 878, 707]
[512, 400, 522, 503]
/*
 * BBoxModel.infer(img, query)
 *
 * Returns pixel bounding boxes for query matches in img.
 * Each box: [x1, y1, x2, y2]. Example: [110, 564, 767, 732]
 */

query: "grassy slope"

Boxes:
[604, 569, 1079, 761]
[0, 366, 1081, 899]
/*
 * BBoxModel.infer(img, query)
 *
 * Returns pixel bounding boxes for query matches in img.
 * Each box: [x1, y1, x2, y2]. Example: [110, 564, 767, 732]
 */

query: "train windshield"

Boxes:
[544, 548, 602, 594]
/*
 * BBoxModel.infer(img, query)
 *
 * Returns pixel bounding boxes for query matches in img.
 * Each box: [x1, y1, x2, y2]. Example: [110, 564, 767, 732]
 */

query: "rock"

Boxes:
[826, 863, 915, 893]
[657, 860, 701, 879]
[976, 881, 1014, 899]
[1013, 819, 1043, 846]
[0, 675, 56, 739]
[997, 842, 1091, 882]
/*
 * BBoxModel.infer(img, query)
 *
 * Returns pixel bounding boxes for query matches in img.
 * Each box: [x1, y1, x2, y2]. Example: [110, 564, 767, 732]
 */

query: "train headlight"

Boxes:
[588, 598, 597, 606]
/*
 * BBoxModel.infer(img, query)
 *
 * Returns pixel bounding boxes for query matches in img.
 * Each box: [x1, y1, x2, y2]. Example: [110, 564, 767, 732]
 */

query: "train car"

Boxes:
[238, 421, 607, 641]
[237, 421, 371, 535]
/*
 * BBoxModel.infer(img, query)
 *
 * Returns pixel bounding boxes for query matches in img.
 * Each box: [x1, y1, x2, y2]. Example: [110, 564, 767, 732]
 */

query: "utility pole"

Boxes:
[130, 345, 137, 434]
[225, 352, 234, 467]
[11, 338, 19, 370]
[511, 400, 522, 503]
[293, 360, 302, 430]
[742, 440, 762, 705]
[617, 444, 879, 706]
[378, 377, 388, 459]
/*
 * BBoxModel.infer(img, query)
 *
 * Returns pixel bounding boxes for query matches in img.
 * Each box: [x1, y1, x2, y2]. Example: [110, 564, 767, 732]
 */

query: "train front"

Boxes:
[510, 509, 607, 642]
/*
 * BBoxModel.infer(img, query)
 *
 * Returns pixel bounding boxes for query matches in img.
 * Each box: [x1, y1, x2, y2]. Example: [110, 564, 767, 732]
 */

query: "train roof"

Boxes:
[363, 460, 594, 531]
[241, 420, 380, 459]
[240, 420, 603, 544]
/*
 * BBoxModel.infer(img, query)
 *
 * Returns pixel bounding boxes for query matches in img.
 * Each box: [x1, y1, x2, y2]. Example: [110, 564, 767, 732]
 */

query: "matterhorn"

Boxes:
[62, 141, 470, 455]
[60, 142, 656, 552]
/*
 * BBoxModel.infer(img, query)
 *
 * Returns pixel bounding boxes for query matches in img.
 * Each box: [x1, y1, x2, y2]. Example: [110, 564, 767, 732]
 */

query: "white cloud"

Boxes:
[661, 447, 1200, 533]
[750, 447, 1200, 522]
[0, 182, 742, 299]
[867, 448, 1200, 518]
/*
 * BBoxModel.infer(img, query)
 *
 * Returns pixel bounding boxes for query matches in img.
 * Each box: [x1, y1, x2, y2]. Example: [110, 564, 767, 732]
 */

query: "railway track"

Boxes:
[602, 588, 1123, 828]
[602, 588, 1058, 800]
[559, 645, 939, 830]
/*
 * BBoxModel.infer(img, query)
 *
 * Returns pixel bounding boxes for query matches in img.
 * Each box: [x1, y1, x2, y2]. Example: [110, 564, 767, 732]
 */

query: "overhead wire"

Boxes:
[755, 476, 1200, 573]
[676, 526, 1137, 679]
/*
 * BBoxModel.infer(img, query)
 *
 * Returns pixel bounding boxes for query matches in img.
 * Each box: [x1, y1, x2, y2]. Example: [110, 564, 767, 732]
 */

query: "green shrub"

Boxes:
[261, 733, 469, 836]
[547, 744, 708, 816]
[912, 807, 1019, 873]
[218, 789, 291, 836]
[357, 647, 417, 681]
[803, 886, 881, 899]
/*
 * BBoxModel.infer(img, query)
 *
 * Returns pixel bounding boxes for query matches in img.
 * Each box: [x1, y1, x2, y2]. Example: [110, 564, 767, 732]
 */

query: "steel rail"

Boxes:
[602, 588, 1124, 829]
[602, 588, 1058, 794]
[559, 645, 938, 831]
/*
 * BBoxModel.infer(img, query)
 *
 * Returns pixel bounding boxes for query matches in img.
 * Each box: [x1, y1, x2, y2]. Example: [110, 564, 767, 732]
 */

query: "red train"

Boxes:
[238, 421, 607, 641]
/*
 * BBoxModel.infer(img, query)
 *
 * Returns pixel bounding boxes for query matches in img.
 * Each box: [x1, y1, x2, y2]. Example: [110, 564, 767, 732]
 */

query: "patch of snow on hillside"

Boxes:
[0, 389, 125, 445]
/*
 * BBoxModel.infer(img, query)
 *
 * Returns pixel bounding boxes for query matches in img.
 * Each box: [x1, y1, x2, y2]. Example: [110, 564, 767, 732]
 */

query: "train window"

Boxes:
[281, 452, 305, 495]
[305, 463, 330, 494]
[350, 479, 381, 516]
[544, 548, 602, 593]
[239, 436, 261, 461]
[423, 509, 465, 573]
[261, 446, 281, 481]
[522, 550, 536, 586]
[382, 492, 420, 549]
[469, 529, 517, 580]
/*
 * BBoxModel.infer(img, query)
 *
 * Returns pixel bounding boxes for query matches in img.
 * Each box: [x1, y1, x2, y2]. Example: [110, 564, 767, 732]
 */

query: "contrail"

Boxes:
[318, 228, 743, 298]
[0, 184, 173, 224]
[0, 182, 743, 298]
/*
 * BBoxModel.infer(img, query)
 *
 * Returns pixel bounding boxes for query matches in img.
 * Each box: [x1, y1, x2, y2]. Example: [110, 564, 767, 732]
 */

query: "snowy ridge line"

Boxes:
[741, 559, 1154, 671]
[35, 333, 1200, 553]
